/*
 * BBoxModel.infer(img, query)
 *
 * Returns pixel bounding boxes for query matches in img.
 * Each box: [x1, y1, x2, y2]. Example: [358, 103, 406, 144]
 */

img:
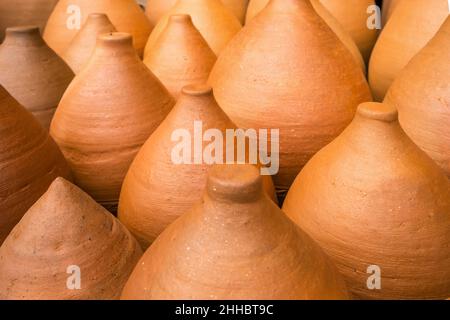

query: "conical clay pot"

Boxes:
[121, 165, 349, 300]
[0, 26, 74, 130]
[43, 0, 152, 56]
[369, 0, 448, 101]
[0, 178, 142, 300]
[144, 15, 217, 99]
[283, 102, 450, 300]
[209, 0, 372, 197]
[119, 85, 276, 249]
[62, 13, 117, 74]
[50, 33, 175, 212]
[145, 0, 242, 55]
[0, 0, 58, 41]
[385, 17, 450, 178]
[0, 86, 71, 244]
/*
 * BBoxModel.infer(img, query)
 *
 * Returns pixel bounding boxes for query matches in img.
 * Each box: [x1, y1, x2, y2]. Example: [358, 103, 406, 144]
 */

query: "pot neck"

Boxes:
[90, 32, 138, 61]
[2, 26, 46, 47]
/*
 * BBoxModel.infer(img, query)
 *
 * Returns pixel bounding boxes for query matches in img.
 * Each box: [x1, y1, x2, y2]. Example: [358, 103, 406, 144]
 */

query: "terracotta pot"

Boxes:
[368, 0, 448, 101]
[385, 17, 450, 178]
[0, 26, 74, 130]
[382, 0, 400, 26]
[209, 0, 372, 198]
[50, 33, 175, 212]
[143, 15, 216, 99]
[118, 85, 277, 249]
[0, 0, 58, 41]
[146, 0, 249, 26]
[43, 0, 152, 57]
[283, 102, 450, 300]
[62, 13, 117, 74]
[0, 85, 71, 245]
[145, 0, 242, 55]
[121, 164, 349, 300]
[0, 178, 142, 300]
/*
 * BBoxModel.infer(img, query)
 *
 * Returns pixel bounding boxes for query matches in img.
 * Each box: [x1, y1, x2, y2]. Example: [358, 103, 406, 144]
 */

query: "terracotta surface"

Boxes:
[144, 15, 216, 99]
[145, 0, 242, 55]
[50, 33, 175, 212]
[62, 13, 117, 74]
[0, 26, 74, 130]
[385, 17, 450, 178]
[0, 0, 58, 41]
[0, 85, 71, 245]
[0, 178, 142, 300]
[209, 0, 372, 198]
[283, 102, 450, 300]
[121, 164, 349, 300]
[43, 0, 152, 56]
[382, 0, 400, 26]
[369, 0, 448, 101]
[118, 85, 276, 249]
[145, 0, 249, 25]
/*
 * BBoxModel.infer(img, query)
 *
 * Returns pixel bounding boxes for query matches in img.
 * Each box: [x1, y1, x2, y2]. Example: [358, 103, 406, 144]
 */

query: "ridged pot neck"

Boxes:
[265, 0, 313, 14]
[85, 13, 113, 27]
[175, 85, 219, 113]
[166, 14, 194, 30]
[356, 102, 398, 123]
[91, 32, 138, 58]
[2, 26, 46, 47]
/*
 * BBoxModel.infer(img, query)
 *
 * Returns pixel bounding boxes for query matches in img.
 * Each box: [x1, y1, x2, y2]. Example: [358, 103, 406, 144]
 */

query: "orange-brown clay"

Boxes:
[121, 164, 349, 300]
[0, 26, 74, 130]
[50, 33, 175, 212]
[0, 85, 71, 245]
[283, 102, 450, 300]
[381, 0, 400, 26]
[0, 178, 142, 300]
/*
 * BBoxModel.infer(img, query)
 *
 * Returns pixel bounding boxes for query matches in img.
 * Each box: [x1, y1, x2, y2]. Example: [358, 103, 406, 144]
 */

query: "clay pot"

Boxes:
[43, 0, 152, 57]
[0, 85, 71, 245]
[368, 0, 448, 101]
[145, 0, 242, 55]
[146, 0, 249, 26]
[385, 17, 450, 178]
[0, 0, 58, 41]
[0, 178, 142, 300]
[382, 0, 400, 26]
[0, 26, 74, 130]
[50, 33, 175, 212]
[143, 15, 217, 99]
[62, 13, 117, 74]
[209, 0, 372, 198]
[283, 102, 450, 300]
[118, 85, 276, 249]
[121, 164, 349, 300]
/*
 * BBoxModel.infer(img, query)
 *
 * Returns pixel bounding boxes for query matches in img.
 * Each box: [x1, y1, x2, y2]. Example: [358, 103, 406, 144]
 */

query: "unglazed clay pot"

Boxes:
[0, 178, 142, 300]
[144, 15, 217, 99]
[369, 0, 448, 101]
[121, 164, 349, 300]
[385, 17, 450, 178]
[0, 86, 71, 245]
[0, 0, 58, 41]
[283, 102, 450, 300]
[50, 33, 175, 212]
[382, 0, 400, 26]
[62, 13, 117, 74]
[209, 0, 372, 198]
[0, 26, 74, 130]
[146, 0, 249, 26]
[43, 0, 152, 56]
[145, 0, 242, 55]
[119, 85, 276, 249]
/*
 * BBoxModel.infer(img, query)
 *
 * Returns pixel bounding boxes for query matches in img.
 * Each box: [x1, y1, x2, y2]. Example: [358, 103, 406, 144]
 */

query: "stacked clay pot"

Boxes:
[0, 178, 142, 300]
[369, 0, 448, 101]
[209, 0, 372, 197]
[0, 85, 71, 245]
[121, 165, 349, 300]
[0, 0, 58, 41]
[43, 0, 152, 56]
[283, 102, 450, 300]
[145, 0, 242, 55]
[50, 33, 175, 212]
[143, 15, 217, 99]
[62, 13, 117, 74]
[385, 16, 450, 178]
[0, 26, 74, 130]
[119, 85, 276, 249]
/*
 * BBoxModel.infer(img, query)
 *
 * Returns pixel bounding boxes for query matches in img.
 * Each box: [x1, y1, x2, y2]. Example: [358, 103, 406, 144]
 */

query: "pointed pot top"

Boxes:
[3, 26, 45, 46]
[356, 102, 398, 123]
